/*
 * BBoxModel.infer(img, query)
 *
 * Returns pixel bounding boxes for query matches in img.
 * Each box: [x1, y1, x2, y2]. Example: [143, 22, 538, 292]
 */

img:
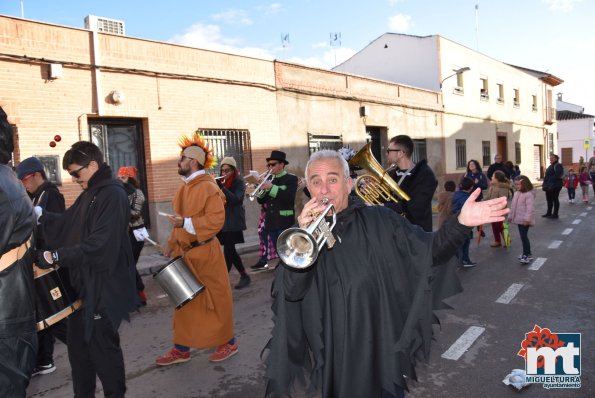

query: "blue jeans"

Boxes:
[567, 187, 575, 200]
[517, 225, 531, 256]
[459, 232, 472, 262]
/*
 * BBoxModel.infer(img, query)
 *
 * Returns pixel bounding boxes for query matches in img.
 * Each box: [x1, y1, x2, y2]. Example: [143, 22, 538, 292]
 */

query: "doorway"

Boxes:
[497, 135, 508, 161]
[88, 119, 150, 226]
[365, 126, 387, 164]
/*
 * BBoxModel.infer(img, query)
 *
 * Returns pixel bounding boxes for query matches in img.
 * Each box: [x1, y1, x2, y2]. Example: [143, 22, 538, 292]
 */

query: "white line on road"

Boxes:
[572, 219, 582, 225]
[528, 257, 547, 271]
[441, 326, 485, 361]
[548, 240, 563, 249]
[495, 283, 524, 304]
[562, 228, 573, 235]
[588, 207, 593, 210]
[579, 212, 587, 217]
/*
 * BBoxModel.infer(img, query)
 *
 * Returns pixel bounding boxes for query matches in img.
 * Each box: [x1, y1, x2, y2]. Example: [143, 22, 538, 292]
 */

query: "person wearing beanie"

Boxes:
[0, 106, 37, 397]
[35, 141, 137, 397]
[16, 157, 67, 377]
[156, 131, 238, 365]
[251, 150, 298, 271]
[216, 157, 250, 289]
[117, 166, 148, 306]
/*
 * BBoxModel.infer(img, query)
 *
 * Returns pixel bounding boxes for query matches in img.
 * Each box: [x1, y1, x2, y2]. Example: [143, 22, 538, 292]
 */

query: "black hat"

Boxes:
[16, 157, 45, 180]
[266, 150, 289, 165]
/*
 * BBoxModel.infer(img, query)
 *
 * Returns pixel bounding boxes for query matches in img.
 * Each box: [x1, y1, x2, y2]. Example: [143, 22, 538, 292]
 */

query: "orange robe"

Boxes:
[167, 173, 233, 348]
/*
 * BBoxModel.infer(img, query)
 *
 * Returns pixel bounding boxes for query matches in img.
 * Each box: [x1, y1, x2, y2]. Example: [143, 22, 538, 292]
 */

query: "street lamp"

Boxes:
[440, 67, 471, 89]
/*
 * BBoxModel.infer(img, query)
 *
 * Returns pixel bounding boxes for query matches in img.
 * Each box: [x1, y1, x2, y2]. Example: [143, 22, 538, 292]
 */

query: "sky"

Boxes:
[2, 0, 594, 115]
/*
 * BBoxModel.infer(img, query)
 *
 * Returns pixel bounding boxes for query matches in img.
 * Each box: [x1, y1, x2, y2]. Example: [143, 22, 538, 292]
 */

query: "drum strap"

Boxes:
[188, 236, 215, 250]
[0, 236, 32, 271]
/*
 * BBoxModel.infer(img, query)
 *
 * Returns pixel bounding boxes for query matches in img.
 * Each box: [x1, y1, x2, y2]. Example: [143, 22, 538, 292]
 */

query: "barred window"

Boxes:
[202, 129, 252, 174]
[308, 133, 343, 155]
[412, 139, 427, 162]
[515, 142, 521, 164]
[482, 140, 491, 167]
[456, 139, 467, 169]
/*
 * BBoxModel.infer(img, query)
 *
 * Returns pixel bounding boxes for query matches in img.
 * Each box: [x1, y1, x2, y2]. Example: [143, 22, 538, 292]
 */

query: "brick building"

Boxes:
[1, 15, 444, 241]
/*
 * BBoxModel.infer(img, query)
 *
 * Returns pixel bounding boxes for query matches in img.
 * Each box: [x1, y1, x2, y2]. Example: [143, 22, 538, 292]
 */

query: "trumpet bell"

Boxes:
[277, 227, 318, 269]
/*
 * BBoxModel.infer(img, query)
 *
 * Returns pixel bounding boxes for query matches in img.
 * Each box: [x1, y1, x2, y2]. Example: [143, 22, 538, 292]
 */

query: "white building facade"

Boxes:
[334, 33, 563, 181]
[556, 95, 595, 167]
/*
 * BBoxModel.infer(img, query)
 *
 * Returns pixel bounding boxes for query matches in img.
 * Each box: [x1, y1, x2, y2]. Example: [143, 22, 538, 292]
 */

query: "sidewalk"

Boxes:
[137, 234, 260, 276]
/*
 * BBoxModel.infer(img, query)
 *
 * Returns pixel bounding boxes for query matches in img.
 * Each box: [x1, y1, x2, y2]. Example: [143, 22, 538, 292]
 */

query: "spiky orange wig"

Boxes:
[178, 130, 217, 169]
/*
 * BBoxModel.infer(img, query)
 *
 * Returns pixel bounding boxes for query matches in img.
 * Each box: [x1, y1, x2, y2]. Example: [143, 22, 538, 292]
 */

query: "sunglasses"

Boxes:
[386, 149, 402, 154]
[69, 164, 88, 178]
[221, 167, 233, 173]
[267, 162, 279, 167]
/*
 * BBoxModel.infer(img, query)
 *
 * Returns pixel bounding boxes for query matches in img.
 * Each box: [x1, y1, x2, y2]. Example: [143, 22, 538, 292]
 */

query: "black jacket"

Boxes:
[219, 175, 246, 232]
[486, 162, 512, 180]
[387, 159, 438, 232]
[265, 200, 468, 397]
[256, 171, 298, 230]
[542, 161, 564, 191]
[0, 164, 36, 337]
[40, 164, 137, 340]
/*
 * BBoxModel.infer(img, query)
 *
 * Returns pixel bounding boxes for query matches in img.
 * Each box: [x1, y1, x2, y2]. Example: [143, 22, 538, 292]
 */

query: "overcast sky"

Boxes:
[3, 0, 593, 115]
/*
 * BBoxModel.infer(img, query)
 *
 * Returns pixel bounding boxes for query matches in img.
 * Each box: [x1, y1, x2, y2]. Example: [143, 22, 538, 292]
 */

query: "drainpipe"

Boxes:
[89, 26, 103, 116]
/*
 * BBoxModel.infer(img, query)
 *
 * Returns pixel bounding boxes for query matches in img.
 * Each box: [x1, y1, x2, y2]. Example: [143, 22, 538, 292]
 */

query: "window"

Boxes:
[454, 72, 465, 93]
[497, 83, 504, 103]
[513, 89, 520, 107]
[412, 139, 427, 163]
[308, 133, 343, 155]
[515, 142, 521, 164]
[202, 129, 252, 174]
[548, 131, 554, 155]
[532, 95, 538, 112]
[456, 139, 467, 168]
[37, 155, 62, 186]
[482, 141, 491, 167]
[480, 78, 489, 100]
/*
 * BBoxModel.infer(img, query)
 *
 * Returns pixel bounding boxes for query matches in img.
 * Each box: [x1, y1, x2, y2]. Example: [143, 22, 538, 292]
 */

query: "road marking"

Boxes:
[579, 212, 587, 217]
[562, 228, 573, 235]
[572, 219, 582, 225]
[441, 326, 485, 361]
[588, 207, 593, 210]
[528, 257, 547, 271]
[548, 240, 563, 249]
[496, 283, 524, 304]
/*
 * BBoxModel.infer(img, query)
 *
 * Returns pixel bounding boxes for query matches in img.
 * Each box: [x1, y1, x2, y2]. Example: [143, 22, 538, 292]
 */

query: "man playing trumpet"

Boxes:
[250, 150, 298, 271]
[265, 150, 509, 397]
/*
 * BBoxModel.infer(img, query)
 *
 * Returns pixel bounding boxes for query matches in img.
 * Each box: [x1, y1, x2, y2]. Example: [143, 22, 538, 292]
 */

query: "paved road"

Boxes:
[27, 190, 594, 397]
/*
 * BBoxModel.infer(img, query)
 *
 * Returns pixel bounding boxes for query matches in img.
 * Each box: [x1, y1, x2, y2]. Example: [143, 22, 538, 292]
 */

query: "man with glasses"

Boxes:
[385, 135, 438, 232]
[35, 141, 137, 397]
[0, 106, 37, 397]
[251, 150, 298, 271]
[486, 154, 512, 180]
[16, 157, 67, 378]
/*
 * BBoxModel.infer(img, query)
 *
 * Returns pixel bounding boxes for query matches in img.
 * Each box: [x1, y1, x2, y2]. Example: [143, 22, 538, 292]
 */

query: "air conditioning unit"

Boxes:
[84, 15, 125, 35]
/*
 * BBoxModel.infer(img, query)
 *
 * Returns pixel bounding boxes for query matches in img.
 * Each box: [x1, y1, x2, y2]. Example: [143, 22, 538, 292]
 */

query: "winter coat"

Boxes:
[451, 190, 471, 215]
[486, 180, 512, 201]
[564, 175, 579, 189]
[219, 175, 246, 232]
[437, 190, 453, 227]
[508, 190, 536, 226]
[256, 171, 298, 231]
[461, 170, 488, 200]
[542, 161, 564, 191]
[578, 172, 592, 187]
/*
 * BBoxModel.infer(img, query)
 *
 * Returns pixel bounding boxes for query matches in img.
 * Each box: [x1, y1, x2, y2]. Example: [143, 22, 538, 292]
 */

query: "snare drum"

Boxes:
[153, 256, 204, 309]
[33, 265, 82, 331]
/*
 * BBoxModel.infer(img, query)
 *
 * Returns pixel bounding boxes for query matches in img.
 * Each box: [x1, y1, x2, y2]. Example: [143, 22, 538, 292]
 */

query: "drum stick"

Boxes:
[145, 236, 159, 246]
[158, 211, 173, 217]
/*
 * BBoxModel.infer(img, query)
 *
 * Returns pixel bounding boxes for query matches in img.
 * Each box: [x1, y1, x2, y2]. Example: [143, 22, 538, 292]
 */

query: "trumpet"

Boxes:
[248, 170, 274, 201]
[277, 198, 336, 269]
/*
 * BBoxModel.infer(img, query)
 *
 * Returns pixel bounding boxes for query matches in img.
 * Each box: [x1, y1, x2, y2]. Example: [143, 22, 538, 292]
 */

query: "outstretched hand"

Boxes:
[457, 188, 509, 227]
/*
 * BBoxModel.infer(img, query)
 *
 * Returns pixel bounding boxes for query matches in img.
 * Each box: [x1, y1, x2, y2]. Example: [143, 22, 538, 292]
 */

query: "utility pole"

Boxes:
[475, 2, 480, 51]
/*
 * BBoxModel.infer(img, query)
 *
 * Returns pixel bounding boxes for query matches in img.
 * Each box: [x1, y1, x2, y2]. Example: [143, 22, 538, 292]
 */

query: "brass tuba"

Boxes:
[348, 143, 410, 205]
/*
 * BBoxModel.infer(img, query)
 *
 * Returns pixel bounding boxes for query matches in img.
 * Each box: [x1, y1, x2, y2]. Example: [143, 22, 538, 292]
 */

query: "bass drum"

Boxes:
[153, 256, 204, 309]
[33, 265, 81, 331]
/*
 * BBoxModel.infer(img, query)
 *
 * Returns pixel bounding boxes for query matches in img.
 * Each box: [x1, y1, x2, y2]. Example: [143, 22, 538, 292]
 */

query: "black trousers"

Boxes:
[128, 230, 145, 292]
[545, 187, 562, 216]
[223, 242, 246, 274]
[67, 311, 126, 398]
[0, 331, 37, 398]
[36, 319, 67, 365]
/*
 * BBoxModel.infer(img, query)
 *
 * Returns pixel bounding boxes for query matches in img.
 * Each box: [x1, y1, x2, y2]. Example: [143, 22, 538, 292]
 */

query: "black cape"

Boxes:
[264, 199, 468, 397]
[40, 164, 137, 340]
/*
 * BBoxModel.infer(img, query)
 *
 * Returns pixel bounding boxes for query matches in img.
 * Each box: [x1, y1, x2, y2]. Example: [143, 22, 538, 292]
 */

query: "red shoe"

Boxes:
[208, 342, 238, 362]
[138, 291, 147, 306]
[155, 348, 190, 366]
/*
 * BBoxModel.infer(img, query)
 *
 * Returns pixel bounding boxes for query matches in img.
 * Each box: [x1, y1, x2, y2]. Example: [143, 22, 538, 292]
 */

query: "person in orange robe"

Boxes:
[155, 131, 237, 365]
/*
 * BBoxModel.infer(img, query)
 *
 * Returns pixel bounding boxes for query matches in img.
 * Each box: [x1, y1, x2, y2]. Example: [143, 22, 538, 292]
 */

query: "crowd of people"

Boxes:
[2, 104, 591, 397]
